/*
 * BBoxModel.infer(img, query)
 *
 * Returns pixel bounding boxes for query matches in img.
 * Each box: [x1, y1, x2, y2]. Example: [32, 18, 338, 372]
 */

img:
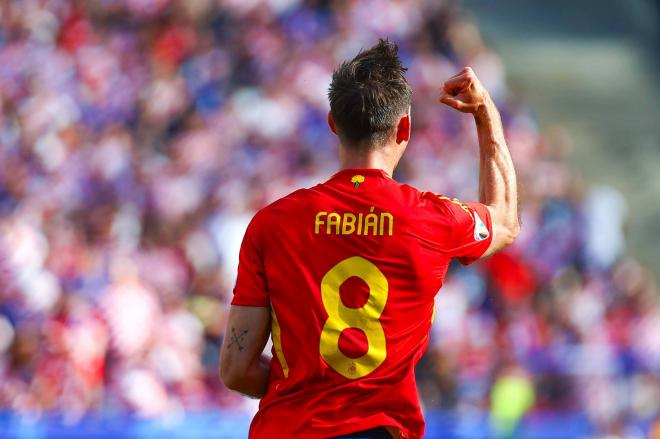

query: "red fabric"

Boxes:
[152, 26, 196, 67]
[57, 8, 92, 53]
[232, 168, 493, 439]
[483, 251, 536, 304]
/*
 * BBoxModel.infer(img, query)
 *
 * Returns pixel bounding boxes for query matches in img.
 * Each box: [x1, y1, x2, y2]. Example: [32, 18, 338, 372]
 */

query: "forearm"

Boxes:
[474, 97, 519, 242]
[232, 356, 270, 398]
[439, 67, 519, 255]
[224, 355, 270, 399]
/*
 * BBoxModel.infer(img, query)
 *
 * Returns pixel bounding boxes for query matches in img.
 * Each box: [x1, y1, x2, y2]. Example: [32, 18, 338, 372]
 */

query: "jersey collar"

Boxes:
[326, 168, 395, 189]
[330, 168, 393, 179]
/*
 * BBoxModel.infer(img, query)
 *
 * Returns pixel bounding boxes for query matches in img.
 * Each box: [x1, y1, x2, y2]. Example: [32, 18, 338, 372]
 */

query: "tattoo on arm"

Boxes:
[227, 327, 248, 351]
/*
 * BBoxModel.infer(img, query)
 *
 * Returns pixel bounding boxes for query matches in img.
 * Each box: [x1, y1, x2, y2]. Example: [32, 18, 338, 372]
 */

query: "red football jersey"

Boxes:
[231, 168, 493, 439]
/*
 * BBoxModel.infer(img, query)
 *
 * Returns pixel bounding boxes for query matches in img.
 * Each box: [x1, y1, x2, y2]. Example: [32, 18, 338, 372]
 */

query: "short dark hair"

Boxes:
[328, 39, 412, 149]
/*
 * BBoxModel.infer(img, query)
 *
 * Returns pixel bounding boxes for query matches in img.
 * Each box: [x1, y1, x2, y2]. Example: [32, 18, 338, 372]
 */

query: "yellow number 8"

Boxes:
[319, 256, 388, 379]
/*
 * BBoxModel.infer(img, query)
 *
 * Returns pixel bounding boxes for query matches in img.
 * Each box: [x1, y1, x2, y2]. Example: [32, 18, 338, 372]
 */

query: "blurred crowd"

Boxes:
[0, 0, 658, 436]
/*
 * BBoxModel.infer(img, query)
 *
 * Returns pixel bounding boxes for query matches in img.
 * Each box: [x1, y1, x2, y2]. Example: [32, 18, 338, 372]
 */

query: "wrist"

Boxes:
[473, 93, 495, 121]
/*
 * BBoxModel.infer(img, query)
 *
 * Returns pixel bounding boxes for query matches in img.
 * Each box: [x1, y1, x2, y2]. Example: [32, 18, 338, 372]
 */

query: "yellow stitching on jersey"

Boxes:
[434, 193, 471, 215]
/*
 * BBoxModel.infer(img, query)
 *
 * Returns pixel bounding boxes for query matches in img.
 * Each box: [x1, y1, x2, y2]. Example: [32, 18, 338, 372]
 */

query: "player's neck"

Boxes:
[339, 145, 399, 178]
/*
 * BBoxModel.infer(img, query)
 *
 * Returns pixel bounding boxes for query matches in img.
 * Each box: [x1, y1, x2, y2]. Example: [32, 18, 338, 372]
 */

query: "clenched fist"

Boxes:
[439, 67, 491, 115]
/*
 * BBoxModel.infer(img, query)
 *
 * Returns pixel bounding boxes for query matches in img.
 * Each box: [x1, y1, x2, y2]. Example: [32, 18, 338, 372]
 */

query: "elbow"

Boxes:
[220, 369, 241, 392]
[220, 360, 242, 391]
[487, 204, 520, 250]
[493, 217, 520, 250]
[502, 221, 520, 247]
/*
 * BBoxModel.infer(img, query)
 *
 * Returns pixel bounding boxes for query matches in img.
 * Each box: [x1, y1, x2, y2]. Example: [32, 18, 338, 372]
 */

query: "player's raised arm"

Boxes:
[440, 67, 520, 258]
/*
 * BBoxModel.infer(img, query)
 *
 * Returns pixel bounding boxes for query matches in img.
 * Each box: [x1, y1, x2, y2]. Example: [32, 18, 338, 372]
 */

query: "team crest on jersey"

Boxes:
[351, 175, 365, 188]
[473, 212, 489, 241]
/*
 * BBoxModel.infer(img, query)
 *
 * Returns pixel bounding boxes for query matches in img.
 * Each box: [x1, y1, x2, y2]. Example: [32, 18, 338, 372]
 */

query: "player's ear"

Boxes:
[396, 114, 410, 144]
[327, 111, 337, 135]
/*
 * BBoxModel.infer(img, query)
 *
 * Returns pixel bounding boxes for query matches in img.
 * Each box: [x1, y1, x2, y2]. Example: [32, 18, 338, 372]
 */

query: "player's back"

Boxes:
[232, 168, 493, 439]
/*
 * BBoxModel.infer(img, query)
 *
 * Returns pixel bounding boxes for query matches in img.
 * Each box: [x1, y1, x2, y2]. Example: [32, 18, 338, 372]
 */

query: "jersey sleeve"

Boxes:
[231, 212, 269, 307]
[422, 193, 494, 265]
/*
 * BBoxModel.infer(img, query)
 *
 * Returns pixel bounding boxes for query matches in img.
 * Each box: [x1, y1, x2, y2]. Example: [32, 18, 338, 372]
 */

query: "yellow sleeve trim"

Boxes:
[270, 305, 289, 378]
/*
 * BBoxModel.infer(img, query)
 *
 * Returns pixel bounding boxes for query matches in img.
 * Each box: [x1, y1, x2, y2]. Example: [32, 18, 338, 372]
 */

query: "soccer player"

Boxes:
[220, 40, 519, 439]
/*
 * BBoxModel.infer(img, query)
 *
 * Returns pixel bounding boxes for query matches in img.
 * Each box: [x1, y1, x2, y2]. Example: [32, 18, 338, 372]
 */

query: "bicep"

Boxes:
[220, 305, 270, 376]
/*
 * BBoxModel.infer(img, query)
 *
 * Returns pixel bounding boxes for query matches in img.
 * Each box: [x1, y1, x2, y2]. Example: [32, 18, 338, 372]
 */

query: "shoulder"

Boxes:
[393, 181, 450, 203]
[396, 182, 458, 211]
[395, 183, 476, 224]
[423, 192, 472, 215]
[251, 187, 312, 224]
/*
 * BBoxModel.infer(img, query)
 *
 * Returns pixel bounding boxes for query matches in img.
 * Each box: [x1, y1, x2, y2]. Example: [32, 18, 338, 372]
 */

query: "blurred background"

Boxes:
[0, 0, 659, 438]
